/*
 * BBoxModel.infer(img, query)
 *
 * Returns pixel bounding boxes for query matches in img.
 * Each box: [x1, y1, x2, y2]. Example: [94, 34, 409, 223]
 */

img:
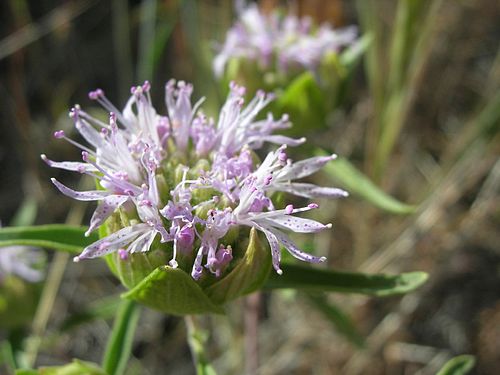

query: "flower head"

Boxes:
[0, 246, 45, 283]
[43, 80, 346, 282]
[213, 4, 357, 78]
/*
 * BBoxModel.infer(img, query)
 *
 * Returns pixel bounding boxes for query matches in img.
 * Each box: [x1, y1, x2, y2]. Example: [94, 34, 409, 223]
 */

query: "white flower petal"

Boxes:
[51, 178, 109, 201]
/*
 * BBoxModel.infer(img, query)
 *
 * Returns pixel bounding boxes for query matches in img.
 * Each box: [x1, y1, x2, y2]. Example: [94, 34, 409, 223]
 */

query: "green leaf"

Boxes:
[306, 294, 365, 348]
[102, 300, 140, 375]
[15, 359, 107, 375]
[264, 263, 428, 297]
[205, 228, 271, 304]
[61, 295, 122, 331]
[0, 277, 41, 329]
[340, 34, 372, 72]
[436, 355, 476, 375]
[122, 266, 224, 315]
[0, 225, 98, 254]
[318, 150, 416, 214]
[274, 72, 326, 136]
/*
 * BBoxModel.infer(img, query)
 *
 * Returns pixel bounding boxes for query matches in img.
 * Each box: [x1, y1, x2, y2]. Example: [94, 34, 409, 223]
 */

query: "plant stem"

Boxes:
[24, 203, 86, 368]
[244, 293, 261, 375]
[185, 315, 217, 375]
[102, 299, 140, 375]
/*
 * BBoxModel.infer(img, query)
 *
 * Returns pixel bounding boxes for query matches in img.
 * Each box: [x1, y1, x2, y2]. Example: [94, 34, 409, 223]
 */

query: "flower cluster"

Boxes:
[43, 80, 347, 280]
[0, 246, 45, 283]
[213, 4, 357, 78]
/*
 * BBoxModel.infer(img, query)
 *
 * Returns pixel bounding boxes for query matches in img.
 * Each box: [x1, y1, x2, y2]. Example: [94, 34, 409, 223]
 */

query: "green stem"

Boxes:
[24, 202, 87, 368]
[24, 252, 69, 368]
[185, 316, 217, 375]
[102, 299, 140, 375]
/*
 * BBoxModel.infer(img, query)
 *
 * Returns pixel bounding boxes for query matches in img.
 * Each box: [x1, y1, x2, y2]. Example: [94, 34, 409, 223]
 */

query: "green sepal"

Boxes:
[205, 228, 272, 304]
[121, 266, 224, 315]
[113, 249, 169, 290]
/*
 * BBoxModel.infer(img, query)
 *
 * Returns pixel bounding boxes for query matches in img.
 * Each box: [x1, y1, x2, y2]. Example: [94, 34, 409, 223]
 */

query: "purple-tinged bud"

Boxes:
[142, 80, 151, 92]
[177, 224, 195, 253]
[88, 89, 104, 100]
[69, 106, 80, 119]
[278, 149, 287, 163]
[118, 248, 128, 260]
[285, 204, 294, 214]
[81, 151, 90, 161]
[308, 203, 319, 209]
[139, 199, 153, 207]
[54, 130, 65, 139]
[264, 174, 273, 185]
[210, 245, 233, 277]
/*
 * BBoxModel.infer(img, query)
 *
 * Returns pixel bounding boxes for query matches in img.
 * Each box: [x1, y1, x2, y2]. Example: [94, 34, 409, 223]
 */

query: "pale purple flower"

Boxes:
[44, 80, 346, 280]
[214, 4, 357, 77]
[0, 246, 45, 283]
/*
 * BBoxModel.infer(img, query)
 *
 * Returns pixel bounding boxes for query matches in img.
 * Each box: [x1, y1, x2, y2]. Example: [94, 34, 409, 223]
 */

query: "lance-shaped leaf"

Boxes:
[264, 263, 428, 296]
[436, 355, 476, 375]
[317, 150, 416, 214]
[205, 228, 272, 305]
[122, 266, 224, 315]
[0, 225, 98, 254]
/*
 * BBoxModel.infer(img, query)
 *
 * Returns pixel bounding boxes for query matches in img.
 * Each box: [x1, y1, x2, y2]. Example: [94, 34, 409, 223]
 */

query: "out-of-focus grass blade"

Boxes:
[102, 300, 140, 375]
[0, 0, 96, 61]
[318, 150, 416, 214]
[137, 0, 157, 82]
[265, 263, 428, 297]
[0, 225, 98, 254]
[306, 294, 365, 348]
[147, 15, 176, 76]
[10, 197, 37, 227]
[0, 340, 17, 373]
[436, 355, 476, 375]
[61, 295, 122, 331]
[111, 0, 133, 102]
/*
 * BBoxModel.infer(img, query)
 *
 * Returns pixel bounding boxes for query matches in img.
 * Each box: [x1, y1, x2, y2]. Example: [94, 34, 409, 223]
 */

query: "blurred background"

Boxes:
[0, 0, 499, 374]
